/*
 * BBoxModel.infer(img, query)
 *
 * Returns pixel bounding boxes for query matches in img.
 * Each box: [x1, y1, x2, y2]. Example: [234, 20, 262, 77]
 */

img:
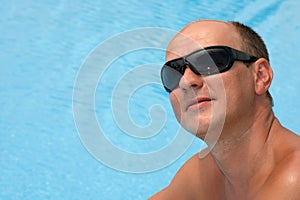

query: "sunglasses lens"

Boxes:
[161, 64, 184, 92]
[187, 48, 230, 75]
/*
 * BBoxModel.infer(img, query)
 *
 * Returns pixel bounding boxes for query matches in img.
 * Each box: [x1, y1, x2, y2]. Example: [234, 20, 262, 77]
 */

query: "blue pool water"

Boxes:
[1, 1, 300, 199]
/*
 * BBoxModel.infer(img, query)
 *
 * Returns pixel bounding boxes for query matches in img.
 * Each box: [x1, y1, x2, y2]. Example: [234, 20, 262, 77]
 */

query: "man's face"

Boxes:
[166, 21, 256, 140]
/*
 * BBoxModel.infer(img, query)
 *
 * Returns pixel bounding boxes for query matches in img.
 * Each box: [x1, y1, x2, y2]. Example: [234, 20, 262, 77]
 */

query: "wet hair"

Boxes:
[229, 21, 273, 106]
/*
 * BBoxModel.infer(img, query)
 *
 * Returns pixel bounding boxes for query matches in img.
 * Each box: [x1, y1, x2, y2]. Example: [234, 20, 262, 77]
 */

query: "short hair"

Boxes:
[229, 21, 273, 106]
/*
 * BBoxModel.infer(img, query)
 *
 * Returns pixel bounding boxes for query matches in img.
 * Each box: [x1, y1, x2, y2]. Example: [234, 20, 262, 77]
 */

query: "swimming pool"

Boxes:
[1, 0, 299, 199]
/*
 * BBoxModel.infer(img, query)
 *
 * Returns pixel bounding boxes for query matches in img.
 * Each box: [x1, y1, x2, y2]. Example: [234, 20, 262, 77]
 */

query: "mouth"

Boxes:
[186, 96, 213, 111]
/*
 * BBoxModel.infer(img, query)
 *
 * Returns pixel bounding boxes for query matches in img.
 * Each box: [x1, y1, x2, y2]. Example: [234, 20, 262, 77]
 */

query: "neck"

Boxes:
[208, 108, 276, 196]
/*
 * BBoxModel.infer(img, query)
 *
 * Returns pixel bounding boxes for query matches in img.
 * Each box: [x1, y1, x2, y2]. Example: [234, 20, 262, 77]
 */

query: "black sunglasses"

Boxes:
[161, 45, 258, 93]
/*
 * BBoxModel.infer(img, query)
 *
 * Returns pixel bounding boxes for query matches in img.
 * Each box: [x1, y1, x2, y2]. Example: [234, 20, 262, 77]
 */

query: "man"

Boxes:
[149, 20, 300, 199]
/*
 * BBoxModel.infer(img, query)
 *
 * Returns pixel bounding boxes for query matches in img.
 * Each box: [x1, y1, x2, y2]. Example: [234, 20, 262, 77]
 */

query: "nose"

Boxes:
[178, 67, 204, 91]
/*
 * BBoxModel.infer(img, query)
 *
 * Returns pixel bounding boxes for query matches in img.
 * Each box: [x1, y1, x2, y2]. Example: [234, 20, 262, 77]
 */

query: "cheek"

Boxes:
[205, 68, 255, 111]
[169, 92, 182, 123]
[223, 70, 256, 114]
[204, 75, 227, 108]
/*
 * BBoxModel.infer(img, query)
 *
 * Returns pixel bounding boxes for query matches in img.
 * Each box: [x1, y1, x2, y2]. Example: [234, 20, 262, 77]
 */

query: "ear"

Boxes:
[252, 58, 273, 96]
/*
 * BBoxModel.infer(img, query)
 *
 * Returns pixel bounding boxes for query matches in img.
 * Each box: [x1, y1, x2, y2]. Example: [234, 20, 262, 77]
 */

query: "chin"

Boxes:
[195, 126, 210, 140]
[182, 122, 209, 140]
[195, 132, 207, 140]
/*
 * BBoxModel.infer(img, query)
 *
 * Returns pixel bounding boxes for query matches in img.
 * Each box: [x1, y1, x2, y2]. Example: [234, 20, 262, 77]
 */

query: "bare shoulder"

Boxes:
[256, 150, 300, 199]
[256, 128, 300, 199]
[149, 149, 221, 199]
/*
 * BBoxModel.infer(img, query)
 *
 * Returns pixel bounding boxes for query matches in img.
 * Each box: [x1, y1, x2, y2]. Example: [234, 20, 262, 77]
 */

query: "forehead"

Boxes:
[166, 21, 241, 61]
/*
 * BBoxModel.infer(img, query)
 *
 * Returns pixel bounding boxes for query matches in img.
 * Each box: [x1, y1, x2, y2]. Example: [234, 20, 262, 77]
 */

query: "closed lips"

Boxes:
[186, 97, 213, 110]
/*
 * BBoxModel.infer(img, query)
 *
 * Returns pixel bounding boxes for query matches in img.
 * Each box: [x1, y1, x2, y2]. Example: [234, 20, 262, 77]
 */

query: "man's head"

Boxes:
[162, 20, 273, 140]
